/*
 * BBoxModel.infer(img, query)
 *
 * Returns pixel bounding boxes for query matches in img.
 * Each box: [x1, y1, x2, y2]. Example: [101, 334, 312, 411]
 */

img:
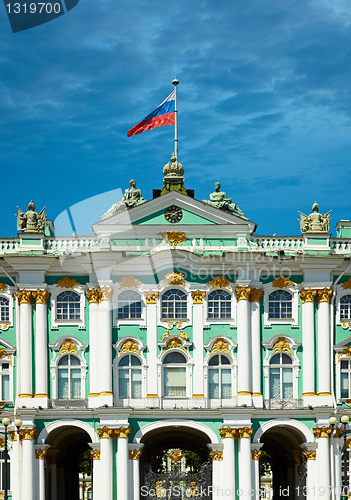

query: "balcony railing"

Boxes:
[50, 399, 88, 409]
[115, 397, 238, 410]
[264, 398, 304, 409]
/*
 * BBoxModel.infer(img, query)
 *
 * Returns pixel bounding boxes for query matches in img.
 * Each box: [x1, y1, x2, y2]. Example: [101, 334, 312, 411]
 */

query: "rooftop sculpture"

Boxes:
[202, 182, 248, 219]
[298, 202, 331, 233]
[101, 179, 146, 219]
[16, 201, 46, 233]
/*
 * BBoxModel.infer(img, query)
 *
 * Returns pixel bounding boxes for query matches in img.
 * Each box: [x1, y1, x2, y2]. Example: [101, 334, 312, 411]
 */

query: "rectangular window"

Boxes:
[58, 370, 69, 399]
[269, 368, 280, 399]
[1, 375, 9, 401]
[164, 367, 186, 397]
[131, 370, 142, 398]
[341, 372, 349, 399]
[71, 369, 81, 399]
[282, 368, 293, 399]
[208, 369, 219, 399]
[221, 369, 231, 399]
[119, 370, 129, 398]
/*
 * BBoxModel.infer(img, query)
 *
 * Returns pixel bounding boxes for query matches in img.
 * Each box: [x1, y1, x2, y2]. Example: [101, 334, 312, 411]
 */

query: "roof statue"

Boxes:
[101, 179, 146, 220]
[160, 153, 187, 195]
[298, 202, 331, 233]
[16, 200, 46, 233]
[202, 182, 248, 219]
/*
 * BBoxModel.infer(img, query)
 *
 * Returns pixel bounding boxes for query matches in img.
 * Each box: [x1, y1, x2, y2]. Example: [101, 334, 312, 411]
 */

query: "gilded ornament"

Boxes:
[303, 450, 316, 460]
[163, 272, 186, 287]
[346, 438, 351, 449]
[19, 428, 38, 441]
[272, 337, 291, 355]
[317, 288, 333, 304]
[298, 202, 331, 233]
[113, 427, 132, 439]
[165, 231, 187, 248]
[17, 289, 32, 305]
[338, 347, 351, 362]
[165, 450, 187, 466]
[272, 275, 295, 289]
[32, 289, 49, 305]
[119, 339, 140, 356]
[292, 451, 302, 466]
[238, 427, 253, 439]
[0, 324, 10, 332]
[207, 275, 231, 290]
[59, 339, 78, 356]
[250, 288, 264, 303]
[219, 427, 238, 439]
[144, 291, 159, 304]
[333, 428, 343, 438]
[86, 288, 101, 304]
[164, 337, 186, 352]
[97, 427, 113, 439]
[235, 286, 251, 302]
[129, 450, 142, 460]
[0, 283, 8, 292]
[210, 451, 223, 461]
[312, 427, 333, 439]
[35, 449, 48, 460]
[342, 278, 351, 290]
[251, 450, 262, 460]
[191, 290, 206, 304]
[0, 438, 4, 448]
[118, 275, 142, 288]
[56, 276, 81, 289]
[90, 450, 101, 460]
[162, 330, 170, 341]
[299, 288, 317, 304]
[210, 338, 230, 355]
[100, 286, 114, 302]
[179, 330, 188, 341]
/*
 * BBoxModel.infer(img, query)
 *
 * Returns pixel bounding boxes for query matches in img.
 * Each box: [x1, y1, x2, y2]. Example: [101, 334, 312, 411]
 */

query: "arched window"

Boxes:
[0, 297, 9, 323]
[118, 354, 142, 398]
[340, 359, 351, 399]
[0, 361, 10, 401]
[163, 352, 186, 397]
[207, 290, 231, 319]
[269, 353, 293, 399]
[56, 291, 80, 320]
[268, 291, 292, 319]
[208, 354, 231, 399]
[57, 354, 82, 399]
[340, 295, 351, 321]
[117, 290, 142, 319]
[161, 289, 187, 319]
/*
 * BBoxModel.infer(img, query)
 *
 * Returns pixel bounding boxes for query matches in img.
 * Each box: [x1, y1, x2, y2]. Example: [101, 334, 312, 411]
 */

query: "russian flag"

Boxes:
[127, 91, 175, 137]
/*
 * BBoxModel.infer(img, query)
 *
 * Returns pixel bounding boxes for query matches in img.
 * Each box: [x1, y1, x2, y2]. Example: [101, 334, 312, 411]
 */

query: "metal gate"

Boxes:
[140, 460, 212, 499]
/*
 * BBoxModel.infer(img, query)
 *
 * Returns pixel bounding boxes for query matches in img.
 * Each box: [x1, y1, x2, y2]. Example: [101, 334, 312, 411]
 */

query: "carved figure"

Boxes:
[16, 201, 46, 233]
[165, 450, 187, 466]
[101, 179, 146, 219]
[298, 202, 331, 233]
[202, 183, 248, 219]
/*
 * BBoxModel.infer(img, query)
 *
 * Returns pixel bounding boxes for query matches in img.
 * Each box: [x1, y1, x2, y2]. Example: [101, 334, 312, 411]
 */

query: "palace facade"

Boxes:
[1, 161, 351, 499]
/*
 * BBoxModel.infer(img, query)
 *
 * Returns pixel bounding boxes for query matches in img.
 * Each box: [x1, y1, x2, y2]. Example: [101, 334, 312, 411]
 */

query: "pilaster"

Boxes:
[145, 292, 159, 396]
[33, 288, 49, 408]
[250, 288, 263, 408]
[300, 288, 317, 403]
[236, 285, 252, 405]
[87, 287, 100, 407]
[191, 290, 206, 397]
[17, 289, 34, 407]
[317, 288, 333, 405]
[99, 285, 114, 406]
[129, 444, 144, 500]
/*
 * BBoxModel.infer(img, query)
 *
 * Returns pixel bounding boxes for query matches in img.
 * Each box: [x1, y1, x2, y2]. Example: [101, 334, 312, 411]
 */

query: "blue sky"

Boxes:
[1, 0, 351, 237]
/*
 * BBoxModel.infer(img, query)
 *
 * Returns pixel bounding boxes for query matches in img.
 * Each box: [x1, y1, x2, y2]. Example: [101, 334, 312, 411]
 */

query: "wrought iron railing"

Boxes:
[49, 399, 88, 409]
[115, 397, 238, 410]
[264, 398, 304, 409]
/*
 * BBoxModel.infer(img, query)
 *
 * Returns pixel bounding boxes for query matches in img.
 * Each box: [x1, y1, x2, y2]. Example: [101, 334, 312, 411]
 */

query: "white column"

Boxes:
[98, 428, 113, 500]
[116, 428, 130, 500]
[236, 286, 252, 405]
[300, 289, 317, 399]
[209, 445, 224, 500]
[250, 289, 263, 407]
[191, 291, 205, 397]
[301, 446, 318, 500]
[317, 289, 333, 400]
[251, 448, 262, 500]
[10, 432, 20, 500]
[17, 290, 33, 404]
[220, 427, 236, 497]
[33, 290, 49, 407]
[238, 428, 253, 497]
[128, 444, 143, 500]
[88, 445, 100, 500]
[333, 433, 341, 497]
[314, 427, 332, 499]
[35, 445, 50, 500]
[20, 429, 37, 500]
[146, 293, 159, 396]
[87, 289, 100, 407]
[99, 287, 113, 406]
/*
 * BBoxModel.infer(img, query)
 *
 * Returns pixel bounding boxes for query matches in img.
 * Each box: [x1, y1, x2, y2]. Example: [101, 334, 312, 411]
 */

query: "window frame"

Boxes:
[204, 336, 238, 401]
[113, 337, 147, 403]
[0, 291, 14, 330]
[206, 353, 233, 400]
[268, 352, 294, 400]
[113, 289, 146, 327]
[205, 289, 235, 323]
[49, 285, 86, 329]
[160, 288, 189, 322]
[0, 342, 15, 403]
[57, 353, 83, 400]
[336, 289, 351, 326]
[263, 284, 298, 327]
[116, 353, 143, 400]
[159, 349, 192, 399]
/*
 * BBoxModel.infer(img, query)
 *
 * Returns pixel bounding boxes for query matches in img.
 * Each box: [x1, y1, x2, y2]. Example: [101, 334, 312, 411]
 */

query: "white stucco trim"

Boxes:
[252, 418, 314, 443]
[37, 419, 99, 444]
[133, 419, 219, 444]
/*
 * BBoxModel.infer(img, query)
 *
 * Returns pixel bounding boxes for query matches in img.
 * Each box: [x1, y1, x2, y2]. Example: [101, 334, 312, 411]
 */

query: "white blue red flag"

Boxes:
[127, 91, 175, 137]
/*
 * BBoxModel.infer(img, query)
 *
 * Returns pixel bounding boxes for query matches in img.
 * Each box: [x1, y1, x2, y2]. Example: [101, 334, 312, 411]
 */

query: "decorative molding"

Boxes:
[86, 288, 101, 304]
[238, 427, 253, 439]
[191, 290, 206, 304]
[303, 450, 316, 460]
[119, 339, 140, 356]
[113, 427, 132, 439]
[0, 324, 10, 331]
[100, 286, 114, 302]
[163, 272, 186, 287]
[272, 275, 295, 288]
[97, 426, 113, 439]
[210, 451, 223, 461]
[35, 449, 48, 460]
[0, 283, 8, 291]
[272, 337, 291, 355]
[59, 339, 78, 356]
[299, 288, 317, 304]
[0, 349, 12, 365]
[342, 278, 351, 290]
[251, 450, 261, 460]
[250, 288, 263, 303]
[0, 438, 4, 448]
[210, 338, 230, 355]
[17, 289, 32, 305]
[144, 291, 159, 304]
[90, 450, 101, 460]
[118, 275, 142, 288]
[129, 450, 142, 460]
[163, 231, 187, 248]
[219, 427, 238, 439]
[56, 276, 81, 288]
[338, 347, 351, 362]
[207, 275, 231, 290]
[164, 337, 187, 353]
[317, 288, 333, 304]
[235, 286, 251, 302]
[19, 428, 38, 441]
[8, 431, 16, 441]
[165, 450, 187, 466]
[32, 289, 49, 305]
[312, 427, 333, 439]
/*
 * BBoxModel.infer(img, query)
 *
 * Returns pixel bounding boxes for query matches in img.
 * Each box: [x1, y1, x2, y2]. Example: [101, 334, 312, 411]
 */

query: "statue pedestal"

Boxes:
[302, 233, 331, 253]
[18, 232, 45, 253]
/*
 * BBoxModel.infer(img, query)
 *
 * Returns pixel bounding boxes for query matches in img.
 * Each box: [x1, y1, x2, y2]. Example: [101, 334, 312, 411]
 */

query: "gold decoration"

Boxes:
[251, 450, 262, 460]
[0, 438, 4, 448]
[292, 451, 302, 466]
[56, 276, 81, 288]
[32, 289, 49, 305]
[346, 438, 351, 449]
[165, 231, 187, 248]
[179, 330, 188, 341]
[19, 428, 38, 441]
[191, 290, 206, 304]
[118, 275, 142, 288]
[17, 289, 32, 305]
[272, 337, 291, 354]
[0, 324, 10, 331]
[97, 427, 113, 439]
[129, 450, 142, 460]
[165, 450, 187, 466]
[299, 288, 317, 304]
[59, 339, 78, 356]
[162, 331, 170, 340]
[219, 427, 238, 439]
[8, 431, 16, 442]
[210, 338, 230, 355]
[164, 337, 186, 352]
[317, 288, 333, 304]
[100, 286, 114, 302]
[272, 275, 295, 288]
[119, 339, 140, 356]
[35, 449, 48, 460]
[113, 427, 132, 439]
[90, 450, 101, 460]
[333, 428, 343, 438]
[0, 283, 8, 291]
[342, 278, 351, 289]
[238, 427, 253, 439]
[303, 450, 316, 460]
[86, 288, 101, 304]
[207, 275, 231, 290]
[338, 347, 351, 362]
[144, 291, 159, 304]
[313, 427, 333, 439]
[235, 286, 251, 302]
[250, 288, 264, 303]
[210, 451, 223, 461]
[163, 272, 186, 287]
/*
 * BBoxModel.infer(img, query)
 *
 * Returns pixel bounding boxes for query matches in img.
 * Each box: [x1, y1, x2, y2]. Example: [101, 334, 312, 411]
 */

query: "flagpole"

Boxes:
[172, 78, 179, 162]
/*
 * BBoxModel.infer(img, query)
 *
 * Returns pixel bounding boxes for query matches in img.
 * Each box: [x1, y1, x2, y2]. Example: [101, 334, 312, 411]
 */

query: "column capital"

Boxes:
[90, 450, 101, 460]
[86, 288, 101, 304]
[112, 426, 132, 439]
[334, 428, 343, 438]
[144, 290, 159, 304]
[238, 427, 253, 439]
[100, 286, 114, 302]
[16, 289, 32, 305]
[303, 450, 317, 460]
[129, 449, 142, 460]
[312, 426, 333, 439]
[299, 288, 317, 304]
[35, 449, 48, 460]
[251, 450, 261, 460]
[219, 426, 239, 439]
[210, 451, 223, 461]
[235, 286, 251, 302]
[97, 426, 113, 439]
[32, 289, 49, 305]
[317, 288, 333, 304]
[19, 428, 38, 441]
[250, 288, 263, 303]
[191, 290, 206, 304]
